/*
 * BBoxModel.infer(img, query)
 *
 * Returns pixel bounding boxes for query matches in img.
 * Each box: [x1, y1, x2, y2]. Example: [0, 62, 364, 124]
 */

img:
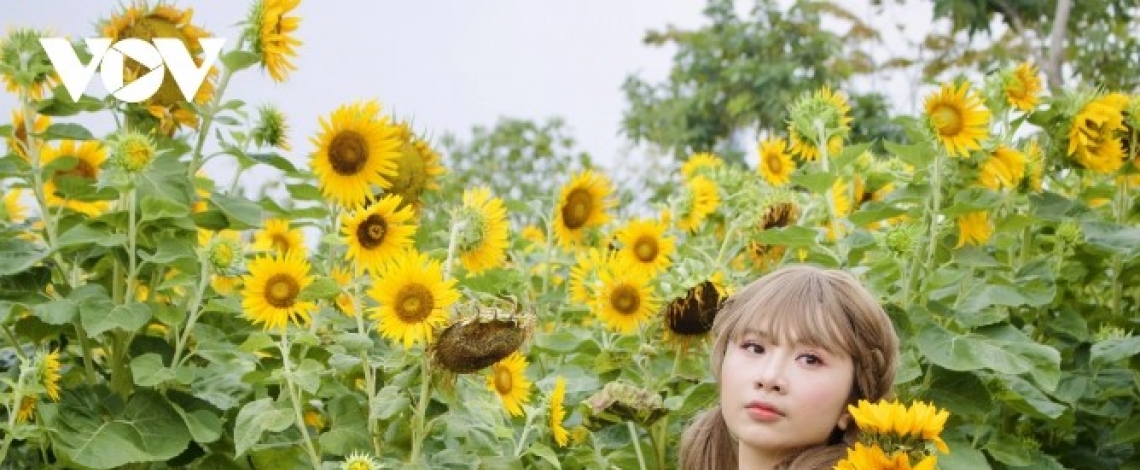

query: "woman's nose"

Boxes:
[754, 353, 788, 392]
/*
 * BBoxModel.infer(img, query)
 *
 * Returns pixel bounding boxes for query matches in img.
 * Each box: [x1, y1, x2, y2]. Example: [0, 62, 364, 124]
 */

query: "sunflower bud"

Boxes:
[110, 131, 158, 173]
[1057, 221, 1082, 245]
[582, 381, 666, 429]
[341, 451, 381, 470]
[206, 232, 245, 275]
[884, 223, 919, 256]
[252, 105, 290, 150]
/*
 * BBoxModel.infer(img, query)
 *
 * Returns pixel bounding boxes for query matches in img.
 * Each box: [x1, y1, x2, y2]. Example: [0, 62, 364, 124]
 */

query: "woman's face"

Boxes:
[719, 328, 855, 463]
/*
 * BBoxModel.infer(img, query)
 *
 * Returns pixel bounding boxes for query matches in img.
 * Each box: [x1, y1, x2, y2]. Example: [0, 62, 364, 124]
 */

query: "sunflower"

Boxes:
[956, 211, 992, 247]
[676, 175, 720, 232]
[835, 442, 938, 470]
[456, 187, 509, 274]
[1004, 63, 1042, 112]
[246, 0, 301, 83]
[1067, 93, 1129, 174]
[662, 273, 727, 344]
[40, 140, 110, 217]
[553, 170, 614, 248]
[757, 137, 795, 186]
[549, 376, 569, 447]
[241, 250, 316, 330]
[102, 4, 214, 134]
[487, 351, 531, 417]
[342, 194, 416, 272]
[924, 81, 991, 158]
[35, 349, 62, 402]
[595, 261, 658, 334]
[787, 87, 851, 161]
[827, 177, 852, 241]
[342, 452, 382, 470]
[330, 266, 356, 316]
[681, 152, 723, 179]
[978, 146, 1026, 191]
[15, 396, 36, 423]
[7, 109, 50, 161]
[847, 399, 950, 453]
[520, 224, 546, 250]
[2, 188, 26, 223]
[368, 250, 459, 349]
[384, 123, 447, 210]
[211, 275, 241, 296]
[614, 218, 674, 278]
[310, 100, 402, 208]
[1023, 139, 1044, 192]
[747, 197, 800, 269]
[254, 218, 305, 254]
[0, 28, 58, 101]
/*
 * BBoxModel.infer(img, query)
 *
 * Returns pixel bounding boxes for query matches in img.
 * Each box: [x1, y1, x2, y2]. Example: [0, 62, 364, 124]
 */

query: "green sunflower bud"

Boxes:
[582, 381, 666, 430]
[110, 131, 158, 174]
[252, 105, 290, 150]
[1057, 221, 1082, 245]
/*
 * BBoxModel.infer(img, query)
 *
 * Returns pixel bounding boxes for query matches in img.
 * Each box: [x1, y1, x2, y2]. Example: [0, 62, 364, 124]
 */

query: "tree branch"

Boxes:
[1045, 0, 1073, 91]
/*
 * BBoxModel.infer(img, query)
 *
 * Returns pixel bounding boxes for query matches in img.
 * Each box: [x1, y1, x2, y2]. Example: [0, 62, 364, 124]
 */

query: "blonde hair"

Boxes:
[680, 264, 900, 470]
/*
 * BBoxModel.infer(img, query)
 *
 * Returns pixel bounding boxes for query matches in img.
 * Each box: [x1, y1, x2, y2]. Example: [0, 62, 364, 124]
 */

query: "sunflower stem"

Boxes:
[0, 364, 33, 463]
[918, 149, 946, 306]
[513, 410, 535, 457]
[19, 94, 70, 284]
[278, 334, 323, 469]
[408, 353, 433, 465]
[352, 261, 384, 457]
[627, 421, 648, 470]
[443, 218, 464, 280]
[187, 37, 244, 179]
[171, 252, 212, 368]
[1111, 175, 1128, 318]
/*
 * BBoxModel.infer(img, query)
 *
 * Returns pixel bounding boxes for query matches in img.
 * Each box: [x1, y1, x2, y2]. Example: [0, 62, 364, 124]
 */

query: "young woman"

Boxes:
[680, 264, 900, 470]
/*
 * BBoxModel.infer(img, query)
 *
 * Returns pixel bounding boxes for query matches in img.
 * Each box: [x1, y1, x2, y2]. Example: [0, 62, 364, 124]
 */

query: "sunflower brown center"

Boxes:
[931, 104, 963, 136]
[493, 365, 513, 394]
[634, 235, 658, 263]
[561, 188, 594, 229]
[329, 130, 369, 175]
[611, 284, 641, 316]
[264, 273, 299, 308]
[356, 214, 388, 249]
[57, 158, 97, 181]
[765, 153, 783, 173]
[1006, 81, 1027, 100]
[395, 284, 434, 323]
[271, 234, 292, 252]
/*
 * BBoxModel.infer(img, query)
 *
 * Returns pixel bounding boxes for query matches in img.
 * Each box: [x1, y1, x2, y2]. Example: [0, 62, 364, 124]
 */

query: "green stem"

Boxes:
[171, 256, 212, 368]
[278, 335, 322, 469]
[1111, 176, 1128, 317]
[408, 354, 433, 465]
[187, 38, 243, 178]
[919, 150, 946, 306]
[352, 262, 383, 457]
[513, 411, 535, 457]
[627, 421, 648, 470]
[0, 365, 32, 463]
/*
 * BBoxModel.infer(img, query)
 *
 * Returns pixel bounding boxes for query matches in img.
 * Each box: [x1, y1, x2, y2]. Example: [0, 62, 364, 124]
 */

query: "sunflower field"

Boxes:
[1, 2, 1139, 470]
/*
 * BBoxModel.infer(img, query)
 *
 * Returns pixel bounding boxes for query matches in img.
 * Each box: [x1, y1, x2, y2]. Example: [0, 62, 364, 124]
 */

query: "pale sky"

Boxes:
[1, 1, 940, 189]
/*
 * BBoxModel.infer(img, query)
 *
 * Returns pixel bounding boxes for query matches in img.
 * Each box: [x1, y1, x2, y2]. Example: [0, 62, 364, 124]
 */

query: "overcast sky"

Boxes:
[2, 1, 937, 188]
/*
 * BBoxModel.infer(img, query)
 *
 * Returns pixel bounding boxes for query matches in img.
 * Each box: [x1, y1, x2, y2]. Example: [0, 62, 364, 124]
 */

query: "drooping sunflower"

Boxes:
[246, 0, 301, 83]
[924, 81, 991, 158]
[456, 187, 509, 274]
[384, 122, 447, 211]
[2, 188, 26, 223]
[342, 194, 417, 272]
[1067, 92, 1130, 174]
[40, 140, 110, 217]
[1004, 63, 1042, 112]
[614, 218, 674, 278]
[7, 109, 50, 161]
[102, 4, 215, 134]
[746, 195, 800, 269]
[681, 152, 723, 179]
[432, 308, 534, 375]
[39, 349, 62, 402]
[676, 175, 720, 232]
[254, 218, 305, 254]
[310, 100, 402, 208]
[553, 170, 614, 248]
[549, 376, 569, 447]
[0, 28, 58, 101]
[486, 351, 531, 417]
[15, 396, 36, 423]
[662, 272, 727, 346]
[241, 250, 317, 331]
[1023, 139, 1044, 192]
[787, 86, 851, 161]
[595, 261, 658, 334]
[978, 146, 1026, 191]
[368, 250, 459, 349]
[956, 211, 992, 247]
[757, 137, 795, 186]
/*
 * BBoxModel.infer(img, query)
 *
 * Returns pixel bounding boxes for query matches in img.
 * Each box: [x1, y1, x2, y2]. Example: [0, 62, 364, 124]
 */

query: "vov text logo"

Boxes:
[39, 37, 225, 103]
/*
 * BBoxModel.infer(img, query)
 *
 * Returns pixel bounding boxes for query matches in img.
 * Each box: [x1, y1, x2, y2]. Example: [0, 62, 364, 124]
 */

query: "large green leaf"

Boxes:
[207, 192, 264, 229]
[83, 301, 151, 337]
[233, 397, 295, 458]
[318, 395, 371, 456]
[1090, 336, 1140, 368]
[0, 237, 50, 276]
[52, 387, 192, 469]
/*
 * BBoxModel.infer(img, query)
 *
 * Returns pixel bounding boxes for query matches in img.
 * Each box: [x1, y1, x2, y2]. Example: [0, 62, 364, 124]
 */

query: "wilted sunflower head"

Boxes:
[582, 381, 666, 430]
[432, 302, 536, 375]
[0, 28, 58, 100]
[663, 273, 728, 341]
[746, 192, 801, 269]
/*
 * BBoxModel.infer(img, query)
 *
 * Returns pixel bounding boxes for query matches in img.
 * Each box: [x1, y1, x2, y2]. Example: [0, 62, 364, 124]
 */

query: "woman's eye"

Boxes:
[741, 342, 765, 354]
[798, 354, 823, 365]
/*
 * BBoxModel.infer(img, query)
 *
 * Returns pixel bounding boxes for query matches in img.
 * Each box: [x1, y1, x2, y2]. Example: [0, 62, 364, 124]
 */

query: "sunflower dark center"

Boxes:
[611, 284, 641, 316]
[357, 214, 388, 249]
[264, 273, 299, 309]
[58, 158, 97, 180]
[765, 153, 783, 173]
[931, 104, 963, 136]
[561, 188, 594, 229]
[329, 130, 369, 175]
[634, 235, 658, 262]
[395, 284, 434, 323]
[494, 365, 513, 394]
[271, 234, 292, 252]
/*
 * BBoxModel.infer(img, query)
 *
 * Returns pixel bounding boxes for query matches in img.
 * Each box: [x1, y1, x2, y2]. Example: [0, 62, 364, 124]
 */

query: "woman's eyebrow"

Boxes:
[738, 328, 777, 343]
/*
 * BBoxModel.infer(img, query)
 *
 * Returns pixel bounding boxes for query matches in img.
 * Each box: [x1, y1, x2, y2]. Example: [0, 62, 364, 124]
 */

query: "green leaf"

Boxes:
[993, 375, 1066, 419]
[318, 395, 371, 456]
[82, 300, 150, 337]
[287, 183, 324, 201]
[1083, 222, 1140, 259]
[1090, 336, 1140, 368]
[52, 387, 192, 469]
[233, 397, 294, 457]
[883, 139, 932, 167]
[922, 369, 993, 420]
[208, 192, 264, 229]
[32, 298, 78, 325]
[371, 385, 410, 421]
[750, 226, 820, 247]
[290, 358, 323, 394]
[525, 443, 562, 469]
[984, 434, 1035, 466]
[790, 171, 837, 194]
[131, 353, 175, 387]
[939, 438, 992, 470]
[248, 152, 299, 173]
[1109, 414, 1140, 445]
[56, 223, 126, 249]
[298, 278, 340, 301]
[335, 332, 373, 352]
[220, 50, 260, 72]
[41, 123, 95, 141]
[139, 195, 191, 223]
[0, 238, 50, 276]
